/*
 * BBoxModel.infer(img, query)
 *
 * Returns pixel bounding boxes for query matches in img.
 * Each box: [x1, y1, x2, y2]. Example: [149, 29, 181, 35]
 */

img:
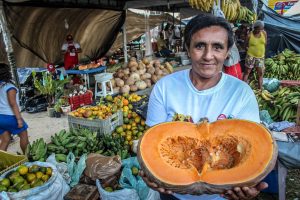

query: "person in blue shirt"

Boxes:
[0, 63, 29, 154]
[140, 14, 268, 200]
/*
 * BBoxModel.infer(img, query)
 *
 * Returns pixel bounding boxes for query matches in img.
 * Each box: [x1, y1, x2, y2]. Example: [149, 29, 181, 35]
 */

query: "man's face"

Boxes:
[67, 36, 73, 43]
[253, 26, 263, 34]
[187, 26, 229, 79]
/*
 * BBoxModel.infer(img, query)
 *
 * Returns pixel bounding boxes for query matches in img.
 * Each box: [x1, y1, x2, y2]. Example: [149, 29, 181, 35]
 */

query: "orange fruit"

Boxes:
[17, 165, 28, 175]
[122, 99, 129, 106]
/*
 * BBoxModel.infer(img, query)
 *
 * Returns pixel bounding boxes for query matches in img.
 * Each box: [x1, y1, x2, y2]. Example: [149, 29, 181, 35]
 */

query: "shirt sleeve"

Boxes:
[146, 83, 168, 127]
[236, 88, 260, 123]
[61, 43, 68, 51]
[74, 43, 81, 49]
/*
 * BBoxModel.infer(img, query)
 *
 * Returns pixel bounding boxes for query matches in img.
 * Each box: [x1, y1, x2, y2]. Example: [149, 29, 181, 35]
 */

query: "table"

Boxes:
[65, 66, 107, 88]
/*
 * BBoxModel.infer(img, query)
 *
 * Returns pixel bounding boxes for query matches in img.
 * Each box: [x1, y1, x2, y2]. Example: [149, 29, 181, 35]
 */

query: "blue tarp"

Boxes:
[17, 68, 46, 84]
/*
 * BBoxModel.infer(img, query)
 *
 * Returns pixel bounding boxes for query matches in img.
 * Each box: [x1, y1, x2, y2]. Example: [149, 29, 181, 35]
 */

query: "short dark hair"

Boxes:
[184, 14, 234, 50]
[0, 63, 13, 85]
[66, 34, 73, 41]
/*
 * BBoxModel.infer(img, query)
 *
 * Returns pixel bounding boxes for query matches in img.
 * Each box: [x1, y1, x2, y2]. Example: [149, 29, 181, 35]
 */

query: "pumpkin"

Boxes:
[137, 119, 277, 195]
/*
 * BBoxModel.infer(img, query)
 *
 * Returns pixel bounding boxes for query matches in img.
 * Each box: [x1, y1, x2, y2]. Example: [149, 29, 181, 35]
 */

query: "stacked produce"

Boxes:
[108, 94, 149, 148]
[25, 138, 47, 162]
[0, 165, 52, 192]
[47, 129, 100, 158]
[98, 134, 130, 159]
[188, 0, 256, 23]
[255, 87, 300, 122]
[69, 104, 118, 120]
[265, 49, 300, 80]
[112, 58, 173, 94]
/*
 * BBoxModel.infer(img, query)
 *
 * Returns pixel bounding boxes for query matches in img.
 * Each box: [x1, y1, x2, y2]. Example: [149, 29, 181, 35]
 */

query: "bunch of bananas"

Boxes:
[265, 49, 300, 80]
[189, 0, 256, 23]
[254, 87, 300, 122]
[188, 0, 214, 12]
[25, 138, 47, 162]
[221, 0, 241, 22]
[237, 6, 257, 23]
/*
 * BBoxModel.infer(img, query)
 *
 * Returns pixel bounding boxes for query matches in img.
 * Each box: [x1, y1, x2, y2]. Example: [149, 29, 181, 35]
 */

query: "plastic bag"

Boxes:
[120, 157, 150, 200]
[0, 161, 70, 200]
[263, 78, 280, 93]
[277, 141, 300, 169]
[84, 154, 122, 181]
[268, 121, 296, 132]
[96, 179, 139, 200]
[259, 110, 274, 124]
[67, 152, 87, 187]
[46, 154, 71, 184]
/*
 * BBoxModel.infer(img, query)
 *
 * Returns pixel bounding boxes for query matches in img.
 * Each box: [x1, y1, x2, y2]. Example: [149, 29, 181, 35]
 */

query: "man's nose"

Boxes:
[203, 47, 213, 60]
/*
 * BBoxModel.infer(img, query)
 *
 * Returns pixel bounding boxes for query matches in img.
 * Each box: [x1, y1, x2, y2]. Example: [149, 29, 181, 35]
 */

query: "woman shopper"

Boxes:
[0, 63, 29, 154]
[140, 14, 267, 200]
[243, 20, 267, 90]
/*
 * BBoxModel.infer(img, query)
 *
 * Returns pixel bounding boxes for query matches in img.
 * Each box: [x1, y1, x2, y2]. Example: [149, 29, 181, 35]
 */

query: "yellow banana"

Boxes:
[261, 92, 272, 101]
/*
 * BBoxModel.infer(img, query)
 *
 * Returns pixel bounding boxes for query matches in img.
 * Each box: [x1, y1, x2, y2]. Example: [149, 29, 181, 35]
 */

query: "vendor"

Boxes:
[61, 34, 82, 70]
[156, 32, 172, 57]
[140, 14, 267, 200]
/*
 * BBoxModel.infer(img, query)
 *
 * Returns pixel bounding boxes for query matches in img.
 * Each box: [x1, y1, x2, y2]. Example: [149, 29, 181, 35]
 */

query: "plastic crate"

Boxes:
[0, 150, 28, 175]
[69, 91, 93, 111]
[68, 110, 123, 135]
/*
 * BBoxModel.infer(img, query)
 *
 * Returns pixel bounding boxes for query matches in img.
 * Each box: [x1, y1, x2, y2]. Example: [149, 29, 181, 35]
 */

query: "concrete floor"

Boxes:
[6, 112, 69, 154]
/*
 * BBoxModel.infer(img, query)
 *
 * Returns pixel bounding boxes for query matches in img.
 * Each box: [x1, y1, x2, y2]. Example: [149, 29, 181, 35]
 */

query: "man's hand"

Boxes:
[222, 182, 268, 200]
[139, 170, 173, 194]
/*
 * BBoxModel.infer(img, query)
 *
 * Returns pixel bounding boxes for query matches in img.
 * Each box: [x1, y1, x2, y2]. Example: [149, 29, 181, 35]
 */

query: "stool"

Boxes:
[94, 73, 113, 98]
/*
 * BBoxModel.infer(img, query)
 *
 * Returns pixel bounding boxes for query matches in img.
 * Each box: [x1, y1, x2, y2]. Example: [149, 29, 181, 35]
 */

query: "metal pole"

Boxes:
[123, 10, 128, 63]
[0, 1, 19, 88]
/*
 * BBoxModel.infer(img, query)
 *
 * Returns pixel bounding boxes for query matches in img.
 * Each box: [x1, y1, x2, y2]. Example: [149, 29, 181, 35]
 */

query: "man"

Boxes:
[61, 34, 82, 70]
[141, 14, 267, 200]
[243, 20, 267, 90]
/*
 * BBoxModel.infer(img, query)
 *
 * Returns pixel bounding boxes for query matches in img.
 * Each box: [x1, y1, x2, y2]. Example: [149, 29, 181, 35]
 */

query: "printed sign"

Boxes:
[268, 0, 298, 14]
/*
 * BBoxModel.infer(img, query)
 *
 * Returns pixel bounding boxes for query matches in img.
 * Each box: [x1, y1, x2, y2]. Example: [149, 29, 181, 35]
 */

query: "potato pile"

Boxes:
[112, 58, 173, 94]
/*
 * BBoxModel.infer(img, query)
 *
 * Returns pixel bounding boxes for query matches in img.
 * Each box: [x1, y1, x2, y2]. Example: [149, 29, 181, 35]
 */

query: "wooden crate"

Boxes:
[64, 184, 99, 200]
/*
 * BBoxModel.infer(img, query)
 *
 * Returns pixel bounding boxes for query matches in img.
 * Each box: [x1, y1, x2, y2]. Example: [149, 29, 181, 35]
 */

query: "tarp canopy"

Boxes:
[0, 4, 125, 67]
[0, 1, 181, 67]
[262, 4, 300, 56]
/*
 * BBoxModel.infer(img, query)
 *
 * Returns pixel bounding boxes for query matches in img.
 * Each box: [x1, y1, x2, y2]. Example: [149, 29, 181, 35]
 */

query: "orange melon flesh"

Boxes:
[139, 120, 276, 186]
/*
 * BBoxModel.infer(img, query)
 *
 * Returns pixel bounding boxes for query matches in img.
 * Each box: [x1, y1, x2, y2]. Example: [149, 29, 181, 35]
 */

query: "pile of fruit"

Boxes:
[47, 129, 100, 158]
[25, 138, 48, 162]
[255, 87, 300, 122]
[0, 165, 52, 192]
[112, 58, 173, 94]
[69, 104, 118, 120]
[98, 134, 130, 159]
[188, 0, 256, 23]
[265, 49, 300, 81]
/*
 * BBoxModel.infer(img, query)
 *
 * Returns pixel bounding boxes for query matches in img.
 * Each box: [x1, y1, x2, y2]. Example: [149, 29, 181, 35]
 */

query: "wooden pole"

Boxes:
[123, 10, 128, 63]
[0, 2, 20, 88]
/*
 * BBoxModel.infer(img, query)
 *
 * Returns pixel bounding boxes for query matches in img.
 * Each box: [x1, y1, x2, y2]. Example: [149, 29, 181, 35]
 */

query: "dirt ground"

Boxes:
[5, 111, 300, 200]
[7, 111, 68, 154]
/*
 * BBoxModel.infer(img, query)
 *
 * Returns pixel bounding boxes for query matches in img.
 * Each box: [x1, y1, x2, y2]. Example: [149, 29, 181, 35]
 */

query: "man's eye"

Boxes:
[195, 43, 205, 49]
[214, 45, 224, 50]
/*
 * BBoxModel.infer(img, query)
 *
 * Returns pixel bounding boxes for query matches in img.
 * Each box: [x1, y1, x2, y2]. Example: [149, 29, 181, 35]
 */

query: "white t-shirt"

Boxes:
[146, 70, 260, 200]
[0, 82, 20, 115]
[61, 42, 81, 56]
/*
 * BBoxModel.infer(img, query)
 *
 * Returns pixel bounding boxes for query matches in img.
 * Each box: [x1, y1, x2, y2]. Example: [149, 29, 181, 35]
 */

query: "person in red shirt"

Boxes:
[61, 34, 82, 70]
